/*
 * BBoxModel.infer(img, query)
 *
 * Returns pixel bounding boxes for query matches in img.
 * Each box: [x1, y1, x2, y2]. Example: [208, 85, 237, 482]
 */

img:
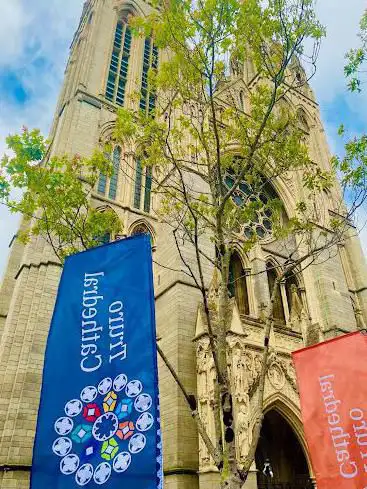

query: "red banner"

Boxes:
[293, 332, 367, 489]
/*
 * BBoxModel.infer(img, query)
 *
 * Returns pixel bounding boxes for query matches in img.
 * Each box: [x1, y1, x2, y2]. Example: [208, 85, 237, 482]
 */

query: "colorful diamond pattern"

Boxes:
[101, 438, 119, 461]
[103, 391, 118, 412]
[53, 374, 157, 484]
[71, 424, 93, 444]
[115, 398, 133, 420]
[116, 421, 134, 441]
[83, 403, 101, 422]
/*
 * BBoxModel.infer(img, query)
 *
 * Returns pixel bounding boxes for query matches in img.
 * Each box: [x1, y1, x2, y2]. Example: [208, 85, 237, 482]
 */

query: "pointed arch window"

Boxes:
[131, 222, 152, 240]
[228, 252, 250, 316]
[297, 108, 310, 134]
[97, 146, 121, 201]
[93, 205, 121, 245]
[108, 146, 121, 200]
[223, 167, 287, 241]
[105, 19, 132, 106]
[133, 159, 153, 213]
[140, 38, 159, 114]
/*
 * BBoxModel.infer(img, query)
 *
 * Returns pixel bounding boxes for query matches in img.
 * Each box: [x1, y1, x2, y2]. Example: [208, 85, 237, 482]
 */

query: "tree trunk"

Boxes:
[220, 473, 244, 489]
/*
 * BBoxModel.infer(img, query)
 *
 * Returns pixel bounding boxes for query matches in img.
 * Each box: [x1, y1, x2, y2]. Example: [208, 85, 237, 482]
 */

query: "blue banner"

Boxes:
[31, 235, 162, 489]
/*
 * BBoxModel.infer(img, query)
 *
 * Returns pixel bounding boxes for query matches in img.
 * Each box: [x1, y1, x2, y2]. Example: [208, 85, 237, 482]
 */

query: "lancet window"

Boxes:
[139, 38, 159, 114]
[97, 146, 121, 201]
[133, 159, 153, 213]
[228, 252, 250, 316]
[105, 18, 132, 106]
[266, 262, 286, 324]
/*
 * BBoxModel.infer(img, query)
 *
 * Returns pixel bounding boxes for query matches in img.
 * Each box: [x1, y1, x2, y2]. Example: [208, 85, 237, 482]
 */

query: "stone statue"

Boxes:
[207, 355, 216, 400]
[198, 403, 210, 466]
[254, 354, 262, 376]
[197, 349, 208, 399]
[231, 347, 241, 388]
[245, 352, 254, 382]
[230, 54, 244, 77]
[237, 402, 250, 461]
[289, 284, 312, 343]
[290, 284, 304, 322]
[235, 352, 247, 395]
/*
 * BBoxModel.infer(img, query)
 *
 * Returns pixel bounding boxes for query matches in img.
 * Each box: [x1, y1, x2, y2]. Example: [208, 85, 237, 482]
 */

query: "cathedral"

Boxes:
[1, 1, 367, 488]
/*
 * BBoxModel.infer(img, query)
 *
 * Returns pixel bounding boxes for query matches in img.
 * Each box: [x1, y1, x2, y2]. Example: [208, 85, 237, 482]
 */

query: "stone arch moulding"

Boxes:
[295, 104, 315, 126]
[99, 121, 116, 145]
[128, 219, 156, 247]
[113, 0, 147, 19]
[268, 174, 297, 221]
[265, 256, 282, 276]
[94, 205, 122, 241]
[262, 393, 314, 478]
[95, 203, 119, 216]
[231, 243, 251, 270]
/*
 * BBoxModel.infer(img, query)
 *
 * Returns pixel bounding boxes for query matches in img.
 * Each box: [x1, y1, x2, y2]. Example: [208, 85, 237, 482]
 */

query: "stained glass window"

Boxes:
[108, 147, 121, 200]
[139, 39, 158, 115]
[134, 159, 143, 209]
[228, 253, 250, 316]
[105, 20, 132, 106]
[144, 167, 152, 212]
[133, 160, 152, 213]
[97, 147, 121, 201]
[223, 169, 277, 240]
[97, 173, 107, 195]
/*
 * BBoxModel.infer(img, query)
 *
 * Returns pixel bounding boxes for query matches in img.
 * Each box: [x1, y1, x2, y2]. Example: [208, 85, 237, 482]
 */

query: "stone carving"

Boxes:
[280, 358, 298, 394]
[245, 351, 262, 397]
[234, 351, 248, 398]
[289, 284, 311, 343]
[208, 355, 216, 400]
[198, 402, 210, 465]
[197, 348, 208, 399]
[230, 54, 244, 77]
[289, 285, 303, 321]
[267, 362, 285, 390]
[236, 401, 250, 462]
[196, 323, 302, 472]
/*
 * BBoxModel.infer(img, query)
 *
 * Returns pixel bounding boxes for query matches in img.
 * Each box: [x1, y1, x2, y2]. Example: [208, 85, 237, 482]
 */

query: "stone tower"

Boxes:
[0, 1, 367, 488]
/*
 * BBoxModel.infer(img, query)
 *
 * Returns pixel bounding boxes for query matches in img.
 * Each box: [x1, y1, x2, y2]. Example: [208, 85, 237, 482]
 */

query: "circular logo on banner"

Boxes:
[52, 374, 155, 486]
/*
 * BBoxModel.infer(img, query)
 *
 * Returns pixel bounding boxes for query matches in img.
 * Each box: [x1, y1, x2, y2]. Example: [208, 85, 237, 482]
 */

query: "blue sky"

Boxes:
[0, 0, 366, 276]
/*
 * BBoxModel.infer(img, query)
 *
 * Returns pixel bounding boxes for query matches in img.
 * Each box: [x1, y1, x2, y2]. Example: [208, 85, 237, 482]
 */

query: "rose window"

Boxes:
[224, 170, 275, 240]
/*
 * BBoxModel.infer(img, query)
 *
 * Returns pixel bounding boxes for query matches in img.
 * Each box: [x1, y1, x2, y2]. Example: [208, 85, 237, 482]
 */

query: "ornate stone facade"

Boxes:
[0, 1, 367, 488]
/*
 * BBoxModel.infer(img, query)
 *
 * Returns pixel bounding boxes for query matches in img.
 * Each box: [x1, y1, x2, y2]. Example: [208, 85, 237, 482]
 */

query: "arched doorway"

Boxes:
[255, 410, 313, 488]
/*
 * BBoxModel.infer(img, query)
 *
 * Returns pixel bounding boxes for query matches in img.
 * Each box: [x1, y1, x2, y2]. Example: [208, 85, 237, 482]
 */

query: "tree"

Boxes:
[334, 8, 367, 237]
[112, 1, 360, 488]
[0, 127, 121, 261]
[345, 9, 367, 92]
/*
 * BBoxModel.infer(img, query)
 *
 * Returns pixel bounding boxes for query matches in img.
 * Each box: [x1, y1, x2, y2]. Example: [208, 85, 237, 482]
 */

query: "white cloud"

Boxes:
[311, 1, 367, 256]
[313, 1, 365, 99]
[0, 0, 29, 66]
[0, 0, 84, 276]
